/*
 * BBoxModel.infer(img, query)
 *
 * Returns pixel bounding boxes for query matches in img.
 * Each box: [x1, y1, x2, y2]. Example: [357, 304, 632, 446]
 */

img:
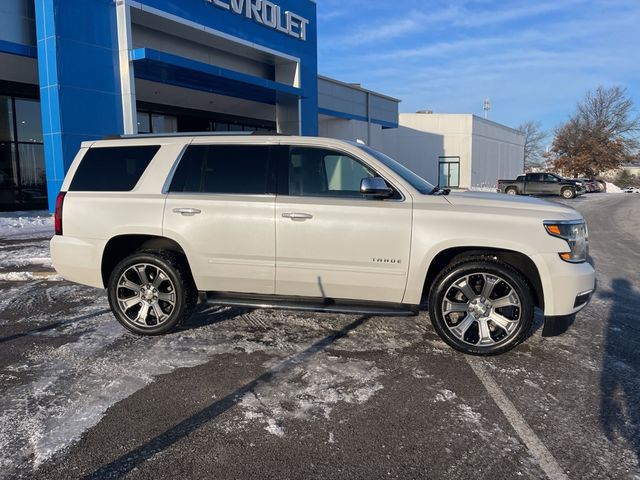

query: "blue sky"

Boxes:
[316, 0, 640, 136]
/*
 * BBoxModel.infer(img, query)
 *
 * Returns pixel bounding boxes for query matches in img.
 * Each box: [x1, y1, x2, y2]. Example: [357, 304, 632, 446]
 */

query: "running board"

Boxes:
[204, 292, 419, 317]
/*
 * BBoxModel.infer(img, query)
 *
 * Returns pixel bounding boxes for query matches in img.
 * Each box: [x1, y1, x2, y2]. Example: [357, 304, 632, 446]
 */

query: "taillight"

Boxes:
[54, 191, 66, 236]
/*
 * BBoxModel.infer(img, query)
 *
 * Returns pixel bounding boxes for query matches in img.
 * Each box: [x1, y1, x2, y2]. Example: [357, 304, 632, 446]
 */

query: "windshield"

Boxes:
[353, 143, 436, 194]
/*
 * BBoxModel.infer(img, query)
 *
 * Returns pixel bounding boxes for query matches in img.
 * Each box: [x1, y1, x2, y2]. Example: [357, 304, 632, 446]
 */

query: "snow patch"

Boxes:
[264, 420, 285, 438]
[434, 389, 458, 402]
[605, 182, 623, 193]
[458, 404, 483, 424]
[236, 354, 384, 430]
[0, 212, 53, 240]
[469, 186, 498, 193]
[0, 272, 62, 282]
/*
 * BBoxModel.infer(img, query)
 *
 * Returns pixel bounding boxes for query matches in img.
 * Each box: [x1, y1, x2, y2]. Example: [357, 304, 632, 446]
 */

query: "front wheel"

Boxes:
[108, 251, 197, 335]
[428, 258, 534, 355]
[561, 188, 576, 199]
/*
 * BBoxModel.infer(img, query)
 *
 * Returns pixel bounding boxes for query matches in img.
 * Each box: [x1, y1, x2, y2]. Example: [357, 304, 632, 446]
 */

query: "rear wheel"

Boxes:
[428, 258, 534, 355]
[561, 187, 575, 199]
[505, 187, 518, 196]
[108, 251, 197, 335]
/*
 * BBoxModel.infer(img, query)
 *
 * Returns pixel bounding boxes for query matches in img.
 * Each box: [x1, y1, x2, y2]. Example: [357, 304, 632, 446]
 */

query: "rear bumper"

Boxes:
[50, 235, 106, 288]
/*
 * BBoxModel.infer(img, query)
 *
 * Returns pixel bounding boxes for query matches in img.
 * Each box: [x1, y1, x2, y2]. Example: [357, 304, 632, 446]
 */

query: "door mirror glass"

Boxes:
[361, 177, 393, 198]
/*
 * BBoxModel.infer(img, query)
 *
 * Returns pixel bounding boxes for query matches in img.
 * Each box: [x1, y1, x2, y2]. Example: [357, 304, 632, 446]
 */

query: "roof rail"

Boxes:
[101, 131, 283, 140]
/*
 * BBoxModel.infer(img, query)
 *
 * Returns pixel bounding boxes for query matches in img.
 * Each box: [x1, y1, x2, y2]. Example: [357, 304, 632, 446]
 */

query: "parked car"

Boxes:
[51, 134, 595, 356]
[594, 180, 607, 192]
[622, 187, 640, 193]
[575, 178, 602, 193]
[497, 173, 586, 199]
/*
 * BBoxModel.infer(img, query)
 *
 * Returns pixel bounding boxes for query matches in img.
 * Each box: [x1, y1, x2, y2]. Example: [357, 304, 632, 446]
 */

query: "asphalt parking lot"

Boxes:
[1, 194, 639, 480]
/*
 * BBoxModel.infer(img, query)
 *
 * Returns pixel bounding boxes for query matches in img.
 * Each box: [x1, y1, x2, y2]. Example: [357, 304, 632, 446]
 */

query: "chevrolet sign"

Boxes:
[204, 0, 310, 41]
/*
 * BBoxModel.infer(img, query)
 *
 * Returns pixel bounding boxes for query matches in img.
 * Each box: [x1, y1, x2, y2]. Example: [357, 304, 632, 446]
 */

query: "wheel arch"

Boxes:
[101, 235, 191, 288]
[422, 247, 544, 310]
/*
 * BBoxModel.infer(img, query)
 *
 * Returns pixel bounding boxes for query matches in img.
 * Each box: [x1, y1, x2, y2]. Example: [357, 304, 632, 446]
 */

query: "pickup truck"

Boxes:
[498, 173, 585, 199]
[51, 134, 595, 356]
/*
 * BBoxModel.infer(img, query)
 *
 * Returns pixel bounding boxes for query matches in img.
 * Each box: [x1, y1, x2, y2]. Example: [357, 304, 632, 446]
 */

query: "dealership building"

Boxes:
[1, 0, 524, 212]
[0, 0, 401, 211]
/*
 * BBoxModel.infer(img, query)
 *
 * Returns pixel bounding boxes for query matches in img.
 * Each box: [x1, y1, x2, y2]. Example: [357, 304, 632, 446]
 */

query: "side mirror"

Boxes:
[361, 177, 393, 198]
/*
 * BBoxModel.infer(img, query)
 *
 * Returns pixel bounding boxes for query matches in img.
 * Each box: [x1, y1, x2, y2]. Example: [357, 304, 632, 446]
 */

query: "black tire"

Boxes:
[428, 257, 535, 356]
[108, 250, 198, 335]
[505, 187, 518, 196]
[561, 187, 575, 199]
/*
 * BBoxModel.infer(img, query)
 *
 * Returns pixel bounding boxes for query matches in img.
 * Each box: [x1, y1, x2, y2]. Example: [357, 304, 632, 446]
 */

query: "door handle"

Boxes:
[282, 212, 313, 221]
[173, 208, 202, 216]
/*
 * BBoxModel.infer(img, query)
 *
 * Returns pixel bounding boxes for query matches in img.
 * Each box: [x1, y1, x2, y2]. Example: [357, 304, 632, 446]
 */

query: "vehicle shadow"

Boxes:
[600, 278, 640, 461]
[177, 304, 249, 332]
[81, 314, 372, 479]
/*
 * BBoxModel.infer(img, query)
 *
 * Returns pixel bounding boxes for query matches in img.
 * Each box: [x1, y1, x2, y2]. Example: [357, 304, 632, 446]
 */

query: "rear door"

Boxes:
[274, 146, 412, 303]
[163, 143, 276, 294]
[524, 173, 543, 194]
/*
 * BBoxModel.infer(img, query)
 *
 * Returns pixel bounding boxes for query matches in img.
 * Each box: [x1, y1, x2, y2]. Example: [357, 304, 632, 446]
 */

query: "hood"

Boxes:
[443, 191, 581, 219]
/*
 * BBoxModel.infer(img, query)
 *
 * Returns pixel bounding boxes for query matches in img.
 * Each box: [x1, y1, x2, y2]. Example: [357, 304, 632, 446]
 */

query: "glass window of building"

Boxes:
[151, 114, 178, 133]
[0, 95, 46, 211]
[15, 98, 43, 143]
[438, 156, 460, 188]
[0, 96, 15, 141]
[137, 111, 151, 134]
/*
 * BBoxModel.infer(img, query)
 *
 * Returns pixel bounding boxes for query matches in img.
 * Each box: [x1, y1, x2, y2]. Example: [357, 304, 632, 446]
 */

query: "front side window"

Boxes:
[288, 147, 375, 198]
[169, 145, 271, 195]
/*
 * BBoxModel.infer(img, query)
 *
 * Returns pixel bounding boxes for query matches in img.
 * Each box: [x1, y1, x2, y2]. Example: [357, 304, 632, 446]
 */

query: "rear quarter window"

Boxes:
[69, 145, 160, 191]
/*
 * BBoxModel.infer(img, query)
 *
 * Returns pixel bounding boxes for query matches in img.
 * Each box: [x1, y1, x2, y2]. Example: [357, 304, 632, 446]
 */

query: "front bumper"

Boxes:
[532, 253, 596, 317]
[542, 289, 593, 337]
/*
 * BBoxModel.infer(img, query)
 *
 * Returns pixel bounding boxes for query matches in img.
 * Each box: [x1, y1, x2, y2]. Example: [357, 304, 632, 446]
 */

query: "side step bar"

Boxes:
[203, 292, 419, 317]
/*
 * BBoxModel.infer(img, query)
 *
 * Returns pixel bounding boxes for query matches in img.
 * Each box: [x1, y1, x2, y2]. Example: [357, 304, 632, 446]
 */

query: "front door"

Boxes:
[541, 173, 561, 195]
[163, 143, 276, 294]
[275, 146, 412, 303]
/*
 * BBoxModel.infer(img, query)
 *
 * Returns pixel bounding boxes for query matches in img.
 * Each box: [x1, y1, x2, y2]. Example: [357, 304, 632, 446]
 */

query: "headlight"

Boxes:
[544, 220, 589, 263]
[575, 182, 583, 186]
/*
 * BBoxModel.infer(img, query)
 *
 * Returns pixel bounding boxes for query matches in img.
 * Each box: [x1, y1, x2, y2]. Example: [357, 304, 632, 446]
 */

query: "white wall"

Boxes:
[382, 114, 471, 187]
[318, 117, 385, 151]
[382, 113, 524, 189]
[470, 116, 525, 188]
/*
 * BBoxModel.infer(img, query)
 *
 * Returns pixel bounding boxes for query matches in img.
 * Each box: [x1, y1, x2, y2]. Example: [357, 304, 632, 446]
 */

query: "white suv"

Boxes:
[51, 134, 595, 355]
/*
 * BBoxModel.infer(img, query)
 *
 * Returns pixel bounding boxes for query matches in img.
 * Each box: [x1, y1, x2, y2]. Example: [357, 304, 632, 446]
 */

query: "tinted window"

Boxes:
[169, 145, 270, 195]
[69, 146, 160, 191]
[288, 147, 375, 197]
[354, 143, 435, 194]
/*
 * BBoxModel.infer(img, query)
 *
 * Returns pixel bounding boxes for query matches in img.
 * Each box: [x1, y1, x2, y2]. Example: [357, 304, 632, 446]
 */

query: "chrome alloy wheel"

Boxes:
[441, 273, 522, 347]
[116, 263, 177, 328]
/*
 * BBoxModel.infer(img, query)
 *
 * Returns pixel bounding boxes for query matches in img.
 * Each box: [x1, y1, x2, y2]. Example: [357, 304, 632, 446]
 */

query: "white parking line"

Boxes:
[467, 358, 570, 480]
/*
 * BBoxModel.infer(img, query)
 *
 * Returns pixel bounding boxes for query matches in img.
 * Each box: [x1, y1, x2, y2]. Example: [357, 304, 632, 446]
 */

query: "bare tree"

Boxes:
[551, 86, 639, 177]
[517, 121, 547, 170]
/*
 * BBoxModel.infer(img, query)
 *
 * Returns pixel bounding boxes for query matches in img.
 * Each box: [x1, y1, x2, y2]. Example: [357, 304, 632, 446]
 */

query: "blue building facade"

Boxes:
[0, 0, 398, 212]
